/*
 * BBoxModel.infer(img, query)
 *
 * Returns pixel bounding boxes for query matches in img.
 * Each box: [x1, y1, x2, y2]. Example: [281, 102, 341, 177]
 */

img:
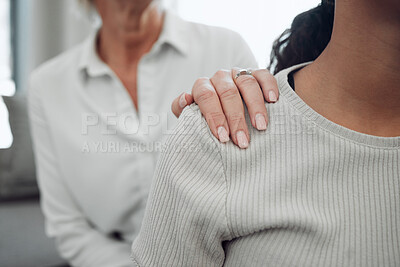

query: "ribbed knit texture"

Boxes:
[131, 64, 400, 267]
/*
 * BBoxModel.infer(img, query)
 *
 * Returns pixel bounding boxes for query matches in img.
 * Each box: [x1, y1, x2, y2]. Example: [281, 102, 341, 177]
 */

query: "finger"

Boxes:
[231, 68, 268, 131]
[252, 69, 279, 103]
[191, 77, 230, 143]
[186, 94, 194, 106]
[171, 93, 194, 118]
[210, 70, 250, 149]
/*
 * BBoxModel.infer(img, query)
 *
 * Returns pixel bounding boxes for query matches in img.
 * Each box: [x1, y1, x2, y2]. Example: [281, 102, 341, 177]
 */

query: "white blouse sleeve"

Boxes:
[230, 31, 259, 69]
[131, 105, 231, 267]
[28, 75, 133, 267]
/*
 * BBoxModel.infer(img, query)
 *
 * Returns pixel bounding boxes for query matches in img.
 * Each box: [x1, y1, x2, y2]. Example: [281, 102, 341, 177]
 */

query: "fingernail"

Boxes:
[268, 90, 278, 102]
[218, 127, 230, 143]
[255, 114, 267, 130]
[179, 94, 187, 108]
[236, 131, 249, 149]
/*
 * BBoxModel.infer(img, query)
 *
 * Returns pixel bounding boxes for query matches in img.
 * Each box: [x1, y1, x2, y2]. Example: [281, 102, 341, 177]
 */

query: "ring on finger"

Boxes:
[235, 69, 253, 80]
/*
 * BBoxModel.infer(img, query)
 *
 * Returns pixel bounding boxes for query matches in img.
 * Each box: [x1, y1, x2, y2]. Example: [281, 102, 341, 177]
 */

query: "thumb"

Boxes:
[171, 93, 194, 118]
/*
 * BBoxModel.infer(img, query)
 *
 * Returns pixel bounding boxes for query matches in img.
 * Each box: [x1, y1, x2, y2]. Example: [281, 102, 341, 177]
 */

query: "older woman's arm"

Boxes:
[28, 78, 133, 267]
[131, 105, 230, 267]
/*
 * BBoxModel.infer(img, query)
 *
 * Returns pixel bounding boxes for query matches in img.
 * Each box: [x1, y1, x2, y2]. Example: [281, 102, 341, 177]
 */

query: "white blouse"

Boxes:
[28, 10, 257, 267]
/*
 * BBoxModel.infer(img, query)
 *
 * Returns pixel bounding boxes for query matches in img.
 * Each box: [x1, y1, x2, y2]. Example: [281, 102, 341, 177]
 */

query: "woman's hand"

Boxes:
[171, 68, 279, 149]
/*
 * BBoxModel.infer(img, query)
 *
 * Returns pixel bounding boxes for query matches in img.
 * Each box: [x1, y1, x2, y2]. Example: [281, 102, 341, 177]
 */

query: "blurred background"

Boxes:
[0, 0, 319, 266]
[0, 0, 320, 149]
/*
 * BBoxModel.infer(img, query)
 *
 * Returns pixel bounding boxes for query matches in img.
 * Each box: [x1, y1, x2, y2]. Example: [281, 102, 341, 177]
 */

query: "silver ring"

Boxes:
[235, 69, 252, 79]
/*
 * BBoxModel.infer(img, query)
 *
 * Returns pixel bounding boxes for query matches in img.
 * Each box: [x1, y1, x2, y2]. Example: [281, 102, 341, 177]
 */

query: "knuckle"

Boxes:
[218, 86, 239, 100]
[226, 113, 246, 127]
[193, 78, 216, 102]
[213, 69, 230, 79]
[254, 69, 271, 76]
[236, 75, 257, 86]
[194, 77, 210, 87]
[204, 111, 226, 123]
[195, 87, 215, 103]
[254, 69, 276, 84]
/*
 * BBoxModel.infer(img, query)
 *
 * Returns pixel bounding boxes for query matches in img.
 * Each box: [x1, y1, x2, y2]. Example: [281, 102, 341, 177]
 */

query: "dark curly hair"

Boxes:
[268, 0, 335, 74]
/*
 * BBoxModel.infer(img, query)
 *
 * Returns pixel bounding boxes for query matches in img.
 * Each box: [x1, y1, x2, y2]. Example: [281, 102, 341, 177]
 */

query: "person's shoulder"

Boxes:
[29, 40, 87, 100]
[30, 41, 84, 85]
[246, 65, 312, 145]
[173, 12, 245, 45]
[164, 104, 220, 155]
[174, 14, 255, 66]
[169, 104, 212, 141]
[191, 22, 244, 43]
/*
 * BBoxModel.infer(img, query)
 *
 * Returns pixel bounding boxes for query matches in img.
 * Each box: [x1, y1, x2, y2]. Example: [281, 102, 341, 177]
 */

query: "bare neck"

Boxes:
[295, 1, 400, 137]
[97, 4, 164, 70]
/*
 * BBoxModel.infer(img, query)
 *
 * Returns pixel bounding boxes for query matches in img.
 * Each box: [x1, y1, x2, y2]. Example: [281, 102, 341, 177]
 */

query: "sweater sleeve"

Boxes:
[28, 75, 133, 267]
[131, 105, 231, 267]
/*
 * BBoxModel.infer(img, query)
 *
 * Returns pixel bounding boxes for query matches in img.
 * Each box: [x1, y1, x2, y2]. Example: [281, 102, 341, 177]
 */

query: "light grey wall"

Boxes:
[15, 0, 94, 92]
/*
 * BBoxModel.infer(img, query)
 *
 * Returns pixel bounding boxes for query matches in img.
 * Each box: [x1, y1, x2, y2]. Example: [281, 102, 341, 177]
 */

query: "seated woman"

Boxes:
[131, 0, 400, 266]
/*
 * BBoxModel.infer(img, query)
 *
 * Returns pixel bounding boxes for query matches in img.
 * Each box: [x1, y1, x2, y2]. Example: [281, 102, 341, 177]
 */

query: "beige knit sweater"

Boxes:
[131, 64, 400, 267]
